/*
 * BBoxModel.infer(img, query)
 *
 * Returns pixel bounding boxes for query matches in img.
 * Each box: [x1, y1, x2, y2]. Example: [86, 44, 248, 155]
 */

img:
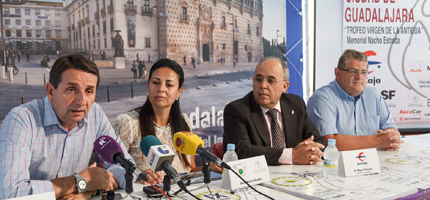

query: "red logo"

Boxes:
[356, 152, 366, 161]
[363, 50, 381, 74]
[175, 138, 182, 148]
[409, 68, 422, 72]
[400, 117, 404, 121]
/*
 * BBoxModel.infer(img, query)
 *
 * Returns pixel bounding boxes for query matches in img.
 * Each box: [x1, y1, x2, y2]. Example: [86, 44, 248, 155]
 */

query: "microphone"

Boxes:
[94, 135, 147, 181]
[140, 135, 180, 182]
[140, 135, 200, 199]
[173, 131, 231, 170]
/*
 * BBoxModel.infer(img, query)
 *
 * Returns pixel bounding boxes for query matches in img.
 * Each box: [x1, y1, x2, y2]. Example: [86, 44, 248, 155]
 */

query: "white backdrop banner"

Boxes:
[342, 0, 430, 125]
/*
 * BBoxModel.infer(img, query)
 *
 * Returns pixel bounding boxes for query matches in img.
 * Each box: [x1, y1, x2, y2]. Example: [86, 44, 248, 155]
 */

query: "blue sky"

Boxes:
[263, 0, 286, 43]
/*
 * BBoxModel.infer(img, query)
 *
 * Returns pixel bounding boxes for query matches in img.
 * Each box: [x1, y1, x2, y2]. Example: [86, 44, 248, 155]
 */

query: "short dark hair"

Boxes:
[49, 54, 100, 89]
[337, 49, 368, 69]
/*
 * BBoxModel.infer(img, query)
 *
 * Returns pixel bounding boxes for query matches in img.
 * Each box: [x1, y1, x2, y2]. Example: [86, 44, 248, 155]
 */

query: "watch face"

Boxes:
[78, 180, 87, 189]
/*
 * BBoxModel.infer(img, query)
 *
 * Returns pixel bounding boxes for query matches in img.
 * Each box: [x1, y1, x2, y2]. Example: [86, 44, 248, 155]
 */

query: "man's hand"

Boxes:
[138, 169, 163, 185]
[375, 128, 404, 151]
[79, 162, 119, 192]
[292, 135, 325, 164]
[210, 162, 223, 174]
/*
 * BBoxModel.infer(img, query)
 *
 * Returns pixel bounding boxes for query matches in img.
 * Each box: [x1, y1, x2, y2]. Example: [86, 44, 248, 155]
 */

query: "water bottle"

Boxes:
[223, 143, 238, 162]
[323, 139, 339, 177]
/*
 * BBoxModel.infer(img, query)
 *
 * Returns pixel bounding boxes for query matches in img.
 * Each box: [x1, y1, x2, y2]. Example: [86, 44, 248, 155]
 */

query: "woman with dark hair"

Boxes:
[114, 58, 194, 184]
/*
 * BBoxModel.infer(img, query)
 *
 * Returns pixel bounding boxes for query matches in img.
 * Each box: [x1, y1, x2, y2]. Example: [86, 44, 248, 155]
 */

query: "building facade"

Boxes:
[67, 0, 263, 63]
[1, 0, 69, 54]
[160, 0, 263, 64]
[67, 0, 158, 61]
[2, 0, 263, 62]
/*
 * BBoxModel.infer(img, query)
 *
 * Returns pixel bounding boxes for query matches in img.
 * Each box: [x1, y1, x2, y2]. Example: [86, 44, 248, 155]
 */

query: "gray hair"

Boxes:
[256, 57, 289, 81]
[337, 49, 368, 69]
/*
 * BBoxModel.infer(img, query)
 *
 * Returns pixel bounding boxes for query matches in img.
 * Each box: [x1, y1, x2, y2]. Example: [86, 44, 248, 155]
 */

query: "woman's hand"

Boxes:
[138, 169, 163, 185]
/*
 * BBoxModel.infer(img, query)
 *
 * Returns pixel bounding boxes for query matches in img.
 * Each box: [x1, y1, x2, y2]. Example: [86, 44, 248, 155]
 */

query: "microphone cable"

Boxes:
[229, 169, 275, 200]
[147, 181, 172, 200]
[177, 180, 201, 200]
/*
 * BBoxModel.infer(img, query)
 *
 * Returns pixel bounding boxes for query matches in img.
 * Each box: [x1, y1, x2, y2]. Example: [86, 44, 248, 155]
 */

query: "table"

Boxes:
[92, 134, 430, 200]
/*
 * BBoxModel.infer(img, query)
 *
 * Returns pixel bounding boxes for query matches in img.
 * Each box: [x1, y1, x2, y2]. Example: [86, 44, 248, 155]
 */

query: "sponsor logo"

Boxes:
[98, 137, 106, 146]
[408, 96, 424, 107]
[363, 50, 382, 74]
[175, 138, 182, 148]
[149, 152, 156, 166]
[428, 99, 430, 107]
[425, 113, 430, 117]
[409, 68, 422, 73]
[406, 60, 426, 69]
[388, 104, 396, 108]
[367, 76, 381, 85]
[157, 146, 170, 154]
[381, 90, 396, 100]
[356, 152, 366, 161]
[399, 109, 422, 114]
[400, 117, 421, 121]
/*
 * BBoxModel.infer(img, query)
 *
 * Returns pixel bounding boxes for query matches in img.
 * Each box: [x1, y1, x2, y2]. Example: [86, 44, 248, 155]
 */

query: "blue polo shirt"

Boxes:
[307, 79, 396, 136]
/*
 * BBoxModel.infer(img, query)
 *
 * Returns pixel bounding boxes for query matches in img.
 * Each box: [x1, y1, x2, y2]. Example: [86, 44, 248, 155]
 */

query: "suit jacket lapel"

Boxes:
[280, 95, 295, 147]
[250, 94, 271, 146]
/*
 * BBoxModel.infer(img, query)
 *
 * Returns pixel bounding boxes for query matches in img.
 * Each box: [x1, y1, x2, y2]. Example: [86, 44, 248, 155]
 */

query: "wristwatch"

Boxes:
[73, 173, 87, 193]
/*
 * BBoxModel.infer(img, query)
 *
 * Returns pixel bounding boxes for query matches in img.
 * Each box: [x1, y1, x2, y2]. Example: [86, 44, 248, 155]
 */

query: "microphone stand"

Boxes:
[163, 175, 171, 197]
[190, 157, 217, 200]
[122, 164, 140, 200]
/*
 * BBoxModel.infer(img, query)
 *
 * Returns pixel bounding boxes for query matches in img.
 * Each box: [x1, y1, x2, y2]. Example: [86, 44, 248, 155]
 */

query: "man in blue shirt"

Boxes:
[307, 49, 403, 151]
[0, 55, 136, 199]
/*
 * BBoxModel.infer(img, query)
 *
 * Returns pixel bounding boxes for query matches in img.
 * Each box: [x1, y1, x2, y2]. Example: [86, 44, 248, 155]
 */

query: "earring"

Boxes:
[176, 97, 179, 100]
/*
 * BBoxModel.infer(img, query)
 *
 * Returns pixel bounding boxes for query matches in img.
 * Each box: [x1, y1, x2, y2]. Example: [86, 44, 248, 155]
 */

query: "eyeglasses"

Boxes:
[338, 68, 369, 77]
[253, 76, 285, 85]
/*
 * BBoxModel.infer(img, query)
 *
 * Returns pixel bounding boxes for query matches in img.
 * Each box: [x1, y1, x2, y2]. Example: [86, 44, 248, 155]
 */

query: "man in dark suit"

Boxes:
[223, 57, 326, 165]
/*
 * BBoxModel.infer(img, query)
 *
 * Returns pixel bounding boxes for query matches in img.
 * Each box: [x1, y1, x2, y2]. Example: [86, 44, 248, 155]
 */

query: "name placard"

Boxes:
[338, 148, 380, 177]
[221, 155, 270, 190]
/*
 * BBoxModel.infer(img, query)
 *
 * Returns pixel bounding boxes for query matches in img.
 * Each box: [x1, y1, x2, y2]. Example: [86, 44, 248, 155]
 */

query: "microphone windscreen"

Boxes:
[140, 135, 163, 156]
[173, 131, 204, 155]
[94, 135, 124, 164]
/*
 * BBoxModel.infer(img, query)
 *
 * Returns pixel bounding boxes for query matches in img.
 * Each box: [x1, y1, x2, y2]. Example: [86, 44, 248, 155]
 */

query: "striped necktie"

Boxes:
[267, 108, 286, 148]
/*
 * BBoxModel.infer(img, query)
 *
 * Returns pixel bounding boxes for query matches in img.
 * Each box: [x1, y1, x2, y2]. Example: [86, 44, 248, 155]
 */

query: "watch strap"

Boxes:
[73, 173, 87, 193]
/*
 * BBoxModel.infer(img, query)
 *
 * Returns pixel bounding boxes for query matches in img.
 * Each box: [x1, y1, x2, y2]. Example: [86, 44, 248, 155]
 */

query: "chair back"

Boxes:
[212, 143, 224, 159]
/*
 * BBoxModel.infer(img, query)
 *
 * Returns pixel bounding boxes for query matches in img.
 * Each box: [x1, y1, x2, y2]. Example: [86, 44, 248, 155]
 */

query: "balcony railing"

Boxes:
[108, 5, 114, 14]
[141, 6, 153, 16]
[125, 4, 137, 14]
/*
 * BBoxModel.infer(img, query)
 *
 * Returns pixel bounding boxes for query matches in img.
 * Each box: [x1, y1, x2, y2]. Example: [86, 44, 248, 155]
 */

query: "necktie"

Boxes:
[267, 108, 286, 148]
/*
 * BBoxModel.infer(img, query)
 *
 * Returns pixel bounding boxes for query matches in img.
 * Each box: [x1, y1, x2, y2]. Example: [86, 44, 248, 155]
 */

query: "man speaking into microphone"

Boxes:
[0, 55, 136, 199]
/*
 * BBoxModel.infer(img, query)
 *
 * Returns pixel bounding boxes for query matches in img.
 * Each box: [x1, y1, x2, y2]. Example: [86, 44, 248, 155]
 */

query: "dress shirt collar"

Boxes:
[42, 96, 87, 130]
[260, 101, 282, 115]
[334, 79, 362, 101]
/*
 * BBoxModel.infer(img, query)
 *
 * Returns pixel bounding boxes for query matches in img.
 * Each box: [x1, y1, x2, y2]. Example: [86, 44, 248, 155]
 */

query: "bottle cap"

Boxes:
[328, 139, 336, 145]
[227, 143, 235, 151]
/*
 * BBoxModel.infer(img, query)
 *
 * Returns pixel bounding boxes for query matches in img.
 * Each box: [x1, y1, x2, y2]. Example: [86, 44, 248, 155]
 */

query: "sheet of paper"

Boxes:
[262, 172, 417, 200]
